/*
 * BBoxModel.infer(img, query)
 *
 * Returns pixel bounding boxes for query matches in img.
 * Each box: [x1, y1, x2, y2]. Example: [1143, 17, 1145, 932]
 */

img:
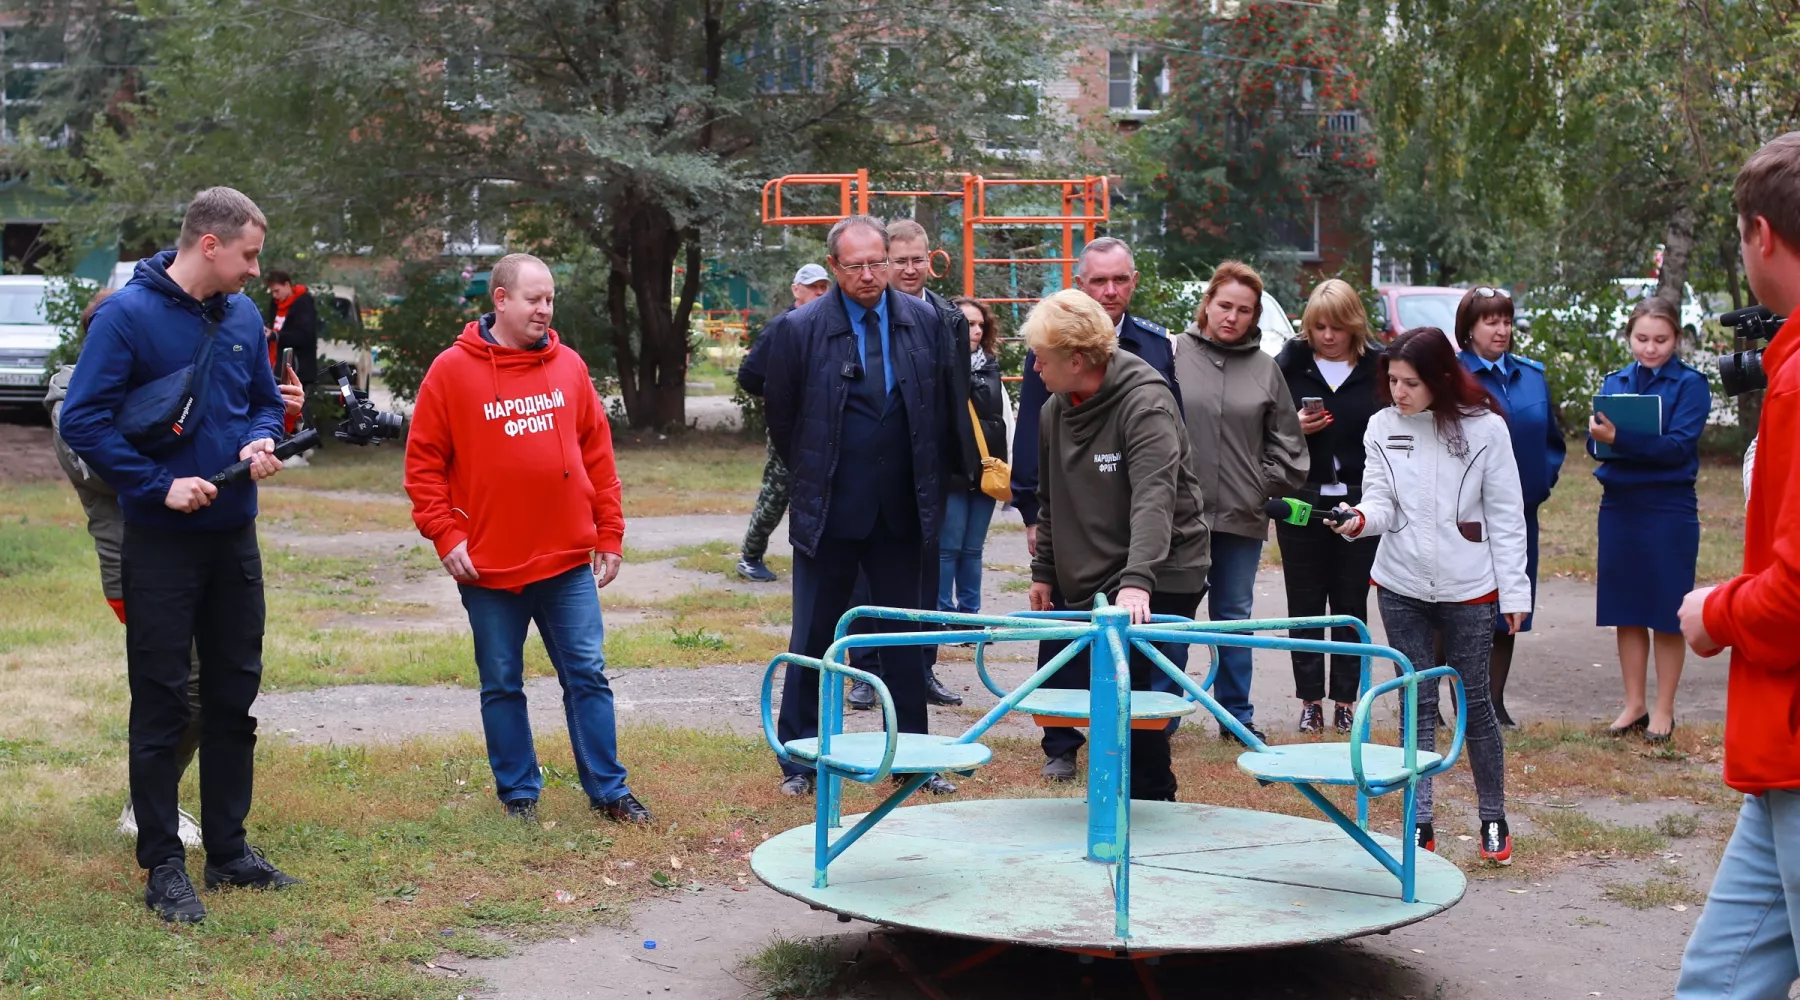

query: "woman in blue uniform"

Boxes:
[1457, 287, 1565, 727]
[1588, 297, 1711, 743]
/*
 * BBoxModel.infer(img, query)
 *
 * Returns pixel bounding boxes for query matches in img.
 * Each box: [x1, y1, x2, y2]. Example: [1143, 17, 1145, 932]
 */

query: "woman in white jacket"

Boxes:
[1330, 327, 1531, 866]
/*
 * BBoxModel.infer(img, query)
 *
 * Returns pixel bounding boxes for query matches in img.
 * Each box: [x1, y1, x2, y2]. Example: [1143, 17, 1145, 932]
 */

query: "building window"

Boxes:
[985, 80, 1042, 157]
[443, 184, 510, 257]
[444, 48, 504, 110]
[857, 46, 913, 99]
[1108, 50, 1166, 116]
[1270, 201, 1322, 263]
[1, 29, 64, 146]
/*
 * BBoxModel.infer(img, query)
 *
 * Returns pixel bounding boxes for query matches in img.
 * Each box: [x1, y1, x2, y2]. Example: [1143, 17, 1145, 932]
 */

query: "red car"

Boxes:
[1371, 285, 1470, 344]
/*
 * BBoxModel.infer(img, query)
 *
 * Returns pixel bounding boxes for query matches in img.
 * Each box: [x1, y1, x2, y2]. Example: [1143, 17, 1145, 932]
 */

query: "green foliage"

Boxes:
[369, 267, 479, 403]
[1135, 2, 1377, 271]
[744, 936, 846, 1000]
[40, 276, 104, 370]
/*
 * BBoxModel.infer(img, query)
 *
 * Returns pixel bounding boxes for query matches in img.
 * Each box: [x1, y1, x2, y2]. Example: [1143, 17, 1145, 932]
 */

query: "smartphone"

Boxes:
[1302, 397, 1324, 414]
[279, 347, 297, 383]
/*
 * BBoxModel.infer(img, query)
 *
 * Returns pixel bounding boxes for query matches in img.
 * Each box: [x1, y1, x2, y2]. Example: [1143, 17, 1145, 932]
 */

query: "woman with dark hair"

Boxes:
[1275, 279, 1383, 734]
[1331, 327, 1529, 865]
[1455, 287, 1565, 728]
[1175, 260, 1310, 743]
[1589, 297, 1711, 743]
[937, 295, 1008, 618]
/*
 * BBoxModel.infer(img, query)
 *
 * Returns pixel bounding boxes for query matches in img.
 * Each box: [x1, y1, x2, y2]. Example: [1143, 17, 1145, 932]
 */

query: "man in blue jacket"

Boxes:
[1011, 236, 1180, 781]
[61, 187, 300, 923]
[757, 215, 965, 798]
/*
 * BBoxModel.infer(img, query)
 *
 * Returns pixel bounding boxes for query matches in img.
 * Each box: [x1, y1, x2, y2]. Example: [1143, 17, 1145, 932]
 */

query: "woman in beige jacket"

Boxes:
[1172, 260, 1309, 743]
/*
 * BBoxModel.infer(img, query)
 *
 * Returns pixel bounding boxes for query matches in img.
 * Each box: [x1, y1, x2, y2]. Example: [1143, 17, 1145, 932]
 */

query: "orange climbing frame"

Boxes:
[759, 169, 1110, 312]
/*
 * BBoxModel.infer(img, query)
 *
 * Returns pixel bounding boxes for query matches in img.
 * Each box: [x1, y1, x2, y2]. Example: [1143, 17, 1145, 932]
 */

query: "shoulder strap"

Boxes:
[968, 399, 991, 461]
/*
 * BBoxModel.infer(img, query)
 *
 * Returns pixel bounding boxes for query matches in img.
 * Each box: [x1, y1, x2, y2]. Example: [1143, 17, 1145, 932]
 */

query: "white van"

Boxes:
[0, 276, 60, 405]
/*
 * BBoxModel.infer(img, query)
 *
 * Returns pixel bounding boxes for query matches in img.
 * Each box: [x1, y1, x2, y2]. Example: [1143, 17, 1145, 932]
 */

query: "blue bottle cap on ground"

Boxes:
[643, 940, 657, 949]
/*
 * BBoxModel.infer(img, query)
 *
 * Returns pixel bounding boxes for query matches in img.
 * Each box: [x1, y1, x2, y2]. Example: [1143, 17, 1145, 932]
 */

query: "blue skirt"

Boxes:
[1596, 483, 1699, 633]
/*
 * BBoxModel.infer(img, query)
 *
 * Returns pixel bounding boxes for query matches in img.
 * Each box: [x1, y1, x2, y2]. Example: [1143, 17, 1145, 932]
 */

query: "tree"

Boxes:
[26, 0, 1082, 422]
[1130, 1, 1378, 288]
[1349, 0, 1800, 308]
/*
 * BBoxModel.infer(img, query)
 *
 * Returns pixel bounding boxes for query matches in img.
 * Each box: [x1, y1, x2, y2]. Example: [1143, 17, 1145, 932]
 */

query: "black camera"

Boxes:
[326, 360, 405, 445]
[1719, 306, 1789, 397]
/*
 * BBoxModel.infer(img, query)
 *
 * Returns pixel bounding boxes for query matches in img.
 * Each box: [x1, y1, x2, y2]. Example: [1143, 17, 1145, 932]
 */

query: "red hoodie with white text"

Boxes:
[405, 321, 624, 591]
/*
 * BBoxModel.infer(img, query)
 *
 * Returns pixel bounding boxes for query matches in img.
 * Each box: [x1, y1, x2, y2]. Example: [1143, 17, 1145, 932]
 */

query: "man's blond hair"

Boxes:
[177, 187, 268, 249]
[886, 218, 928, 247]
[491, 253, 550, 297]
[1024, 288, 1117, 369]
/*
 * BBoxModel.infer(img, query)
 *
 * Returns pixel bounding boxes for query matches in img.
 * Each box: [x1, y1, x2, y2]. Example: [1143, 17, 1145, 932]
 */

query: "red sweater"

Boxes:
[1704, 312, 1800, 793]
[405, 323, 624, 590]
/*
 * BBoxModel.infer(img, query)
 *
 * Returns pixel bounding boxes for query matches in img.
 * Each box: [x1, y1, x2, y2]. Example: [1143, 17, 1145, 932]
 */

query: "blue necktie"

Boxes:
[862, 311, 886, 402]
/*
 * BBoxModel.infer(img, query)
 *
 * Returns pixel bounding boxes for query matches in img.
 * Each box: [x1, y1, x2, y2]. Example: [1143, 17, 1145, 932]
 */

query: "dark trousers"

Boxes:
[1035, 589, 1201, 799]
[1275, 517, 1380, 704]
[778, 520, 929, 777]
[122, 522, 266, 870]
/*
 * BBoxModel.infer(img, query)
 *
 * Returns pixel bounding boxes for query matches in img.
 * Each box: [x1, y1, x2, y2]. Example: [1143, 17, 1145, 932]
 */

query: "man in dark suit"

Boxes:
[837, 218, 977, 711]
[757, 215, 965, 798]
[1010, 236, 1183, 782]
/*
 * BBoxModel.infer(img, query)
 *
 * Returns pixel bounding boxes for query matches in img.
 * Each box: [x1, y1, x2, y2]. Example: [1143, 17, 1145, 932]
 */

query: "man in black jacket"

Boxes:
[756, 215, 967, 798]
[261, 270, 319, 390]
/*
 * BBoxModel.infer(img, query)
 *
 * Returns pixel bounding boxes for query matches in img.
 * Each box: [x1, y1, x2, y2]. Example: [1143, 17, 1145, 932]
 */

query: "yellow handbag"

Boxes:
[968, 399, 1012, 503]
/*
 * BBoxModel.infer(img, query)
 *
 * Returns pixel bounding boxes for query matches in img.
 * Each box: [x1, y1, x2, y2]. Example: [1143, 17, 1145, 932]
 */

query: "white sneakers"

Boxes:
[118, 801, 204, 849]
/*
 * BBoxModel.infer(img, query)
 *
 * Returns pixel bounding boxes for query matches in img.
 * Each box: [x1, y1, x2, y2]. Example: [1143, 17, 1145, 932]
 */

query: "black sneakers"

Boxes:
[504, 798, 539, 822]
[895, 773, 957, 795]
[735, 557, 777, 582]
[204, 846, 302, 891]
[146, 863, 206, 923]
[779, 773, 814, 797]
[1480, 818, 1513, 865]
[1414, 822, 1436, 853]
[1334, 703, 1354, 735]
[925, 670, 963, 707]
[595, 792, 654, 824]
[1298, 701, 1324, 734]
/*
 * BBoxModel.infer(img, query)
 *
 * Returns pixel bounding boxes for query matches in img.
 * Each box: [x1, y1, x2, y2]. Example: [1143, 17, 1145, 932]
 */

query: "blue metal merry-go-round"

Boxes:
[752, 599, 1470, 975]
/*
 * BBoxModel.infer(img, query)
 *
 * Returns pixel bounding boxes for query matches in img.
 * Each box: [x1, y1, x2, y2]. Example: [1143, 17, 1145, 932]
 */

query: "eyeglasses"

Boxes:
[834, 260, 890, 276]
[889, 256, 931, 269]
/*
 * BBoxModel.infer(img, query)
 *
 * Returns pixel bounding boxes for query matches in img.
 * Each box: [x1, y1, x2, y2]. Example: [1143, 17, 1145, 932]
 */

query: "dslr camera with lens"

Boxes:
[1719, 306, 1789, 397]
[326, 360, 405, 445]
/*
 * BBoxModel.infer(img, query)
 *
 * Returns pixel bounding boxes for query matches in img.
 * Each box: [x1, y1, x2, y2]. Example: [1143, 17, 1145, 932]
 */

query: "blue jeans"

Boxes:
[1677, 790, 1800, 998]
[937, 491, 996, 614]
[1192, 532, 1262, 724]
[458, 564, 631, 806]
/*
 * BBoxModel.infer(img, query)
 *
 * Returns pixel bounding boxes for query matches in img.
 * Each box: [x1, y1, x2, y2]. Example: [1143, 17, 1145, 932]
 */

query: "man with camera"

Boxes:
[1674, 131, 1800, 996]
[60, 187, 300, 923]
[405, 253, 652, 827]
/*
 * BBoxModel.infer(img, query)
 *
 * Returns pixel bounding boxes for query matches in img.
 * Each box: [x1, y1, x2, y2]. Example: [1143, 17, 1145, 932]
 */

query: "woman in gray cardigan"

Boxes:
[1173, 260, 1309, 743]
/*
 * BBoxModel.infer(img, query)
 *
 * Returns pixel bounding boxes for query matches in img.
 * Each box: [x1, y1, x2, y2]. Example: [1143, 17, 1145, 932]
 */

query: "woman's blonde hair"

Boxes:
[1300, 279, 1373, 357]
[1023, 288, 1117, 369]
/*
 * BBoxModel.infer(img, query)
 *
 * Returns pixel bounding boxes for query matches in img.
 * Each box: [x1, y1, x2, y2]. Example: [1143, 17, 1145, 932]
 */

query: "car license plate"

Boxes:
[0, 370, 45, 386]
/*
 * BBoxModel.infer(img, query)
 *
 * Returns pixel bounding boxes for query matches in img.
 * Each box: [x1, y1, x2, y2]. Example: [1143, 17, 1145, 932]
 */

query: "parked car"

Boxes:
[1177, 281, 1297, 357]
[0, 276, 59, 406]
[1371, 285, 1468, 343]
[1515, 278, 1707, 341]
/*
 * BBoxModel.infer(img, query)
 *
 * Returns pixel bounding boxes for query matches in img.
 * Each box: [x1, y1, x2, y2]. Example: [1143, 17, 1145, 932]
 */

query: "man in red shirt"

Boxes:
[1676, 131, 1800, 996]
[405, 253, 651, 826]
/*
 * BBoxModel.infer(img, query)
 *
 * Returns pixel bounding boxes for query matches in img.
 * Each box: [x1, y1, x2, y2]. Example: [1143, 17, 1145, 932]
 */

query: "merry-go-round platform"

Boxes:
[753, 600, 1473, 960]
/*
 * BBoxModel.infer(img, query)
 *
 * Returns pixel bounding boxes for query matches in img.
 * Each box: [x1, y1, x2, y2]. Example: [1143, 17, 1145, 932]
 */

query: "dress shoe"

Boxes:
[847, 680, 877, 710]
[925, 670, 962, 706]
[1607, 712, 1650, 737]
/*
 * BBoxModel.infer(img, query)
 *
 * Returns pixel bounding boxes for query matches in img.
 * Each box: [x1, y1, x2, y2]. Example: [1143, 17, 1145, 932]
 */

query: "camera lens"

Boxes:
[1720, 348, 1766, 397]
[374, 410, 405, 438]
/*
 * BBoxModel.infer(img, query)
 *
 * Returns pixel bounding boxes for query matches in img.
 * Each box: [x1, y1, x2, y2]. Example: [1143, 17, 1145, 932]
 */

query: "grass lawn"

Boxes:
[1538, 449, 1745, 583]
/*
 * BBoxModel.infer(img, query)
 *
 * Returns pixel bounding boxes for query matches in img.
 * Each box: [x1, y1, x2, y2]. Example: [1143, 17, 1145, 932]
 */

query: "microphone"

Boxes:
[1265, 497, 1356, 527]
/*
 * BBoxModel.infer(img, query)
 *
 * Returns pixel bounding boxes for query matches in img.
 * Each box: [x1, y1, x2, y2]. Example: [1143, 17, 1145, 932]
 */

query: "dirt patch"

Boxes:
[0, 422, 61, 484]
[468, 857, 1712, 1000]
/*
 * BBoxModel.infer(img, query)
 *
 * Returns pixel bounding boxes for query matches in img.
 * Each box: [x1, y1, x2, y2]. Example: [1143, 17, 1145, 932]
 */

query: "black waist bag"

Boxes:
[116, 312, 222, 459]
